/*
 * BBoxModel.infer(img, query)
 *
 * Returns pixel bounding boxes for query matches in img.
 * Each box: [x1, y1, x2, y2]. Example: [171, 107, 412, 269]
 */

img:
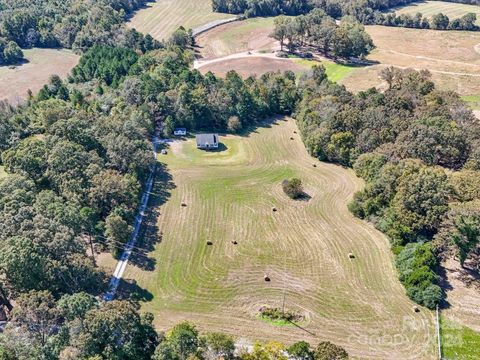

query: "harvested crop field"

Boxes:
[341, 25, 480, 95]
[0, 48, 79, 105]
[196, 17, 279, 59]
[393, 1, 480, 25]
[128, 0, 232, 41]
[121, 117, 436, 359]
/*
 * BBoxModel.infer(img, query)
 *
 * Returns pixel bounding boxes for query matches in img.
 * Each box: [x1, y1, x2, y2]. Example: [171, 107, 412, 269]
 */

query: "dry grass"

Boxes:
[118, 118, 436, 359]
[198, 56, 308, 78]
[394, 1, 480, 25]
[341, 25, 480, 95]
[0, 48, 79, 105]
[196, 17, 279, 59]
[127, 0, 232, 41]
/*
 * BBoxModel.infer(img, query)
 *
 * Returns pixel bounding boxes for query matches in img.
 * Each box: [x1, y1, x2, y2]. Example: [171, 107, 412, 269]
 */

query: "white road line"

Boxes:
[104, 135, 160, 301]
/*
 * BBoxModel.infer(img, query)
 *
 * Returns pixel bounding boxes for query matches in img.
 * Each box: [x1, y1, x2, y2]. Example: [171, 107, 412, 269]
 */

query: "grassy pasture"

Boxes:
[393, 1, 480, 25]
[462, 95, 480, 109]
[341, 25, 480, 95]
[128, 0, 232, 41]
[0, 48, 79, 105]
[441, 318, 480, 360]
[196, 17, 278, 59]
[121, 118, 436, 359]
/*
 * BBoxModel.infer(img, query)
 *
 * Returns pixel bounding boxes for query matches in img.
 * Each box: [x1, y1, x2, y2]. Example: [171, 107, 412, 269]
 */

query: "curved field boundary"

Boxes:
[192, 17, 240, 37]
[123, 118, 436, 359]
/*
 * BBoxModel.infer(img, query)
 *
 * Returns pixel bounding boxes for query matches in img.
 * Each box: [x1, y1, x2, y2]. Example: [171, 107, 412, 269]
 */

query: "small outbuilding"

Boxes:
[196, 133, 219, 150]
[173, 128, 187, 136]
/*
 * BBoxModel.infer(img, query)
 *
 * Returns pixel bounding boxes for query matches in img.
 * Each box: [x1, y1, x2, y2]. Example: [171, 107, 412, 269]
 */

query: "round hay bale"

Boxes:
[348, 253, 355, 259]
[290, 137, 294, 140]
[413, 306, 420, 313]
[313, 164, 317, 168]
[272, 207, 277, 212]
[232, 240, 238, 245]
[264, 275, 271, 282]
[293, 131, 297, 134]
[181, 203, 187, 207]
[206, 241, 213, 246]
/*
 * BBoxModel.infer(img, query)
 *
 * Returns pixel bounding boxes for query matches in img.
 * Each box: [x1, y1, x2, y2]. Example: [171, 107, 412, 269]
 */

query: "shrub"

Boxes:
[282, 178, 303, 199]
[314, 341, 348, 360]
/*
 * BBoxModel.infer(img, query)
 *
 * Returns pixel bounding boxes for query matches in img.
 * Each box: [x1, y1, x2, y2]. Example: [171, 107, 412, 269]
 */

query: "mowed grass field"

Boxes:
[128, 0, 232, 41]
[341, 25, 480, 95]
[394, 1, 480, 25]
[441, 318, 480, 360]
[122, 118, 436, 359]
[197, 17, 278, 59]
[0, 48, 79, 105]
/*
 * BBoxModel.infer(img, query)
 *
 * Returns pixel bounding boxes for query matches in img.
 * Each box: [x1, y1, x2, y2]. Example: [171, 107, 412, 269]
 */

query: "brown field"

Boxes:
[0, 48, 79, 105]
[341, 26, 480, 95]
[197, 56, 307, 77]
[196, 17, 279, 59]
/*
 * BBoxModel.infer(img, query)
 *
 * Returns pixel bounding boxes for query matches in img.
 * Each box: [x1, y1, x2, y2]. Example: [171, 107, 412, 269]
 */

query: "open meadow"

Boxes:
[393, 1, 480, 25]
[118, 117, 436, 359]
[195, 17, 357, 82]
[127, 0, 232, 41]
[341, 25, 480, 96]
[0, 48, 79, 105]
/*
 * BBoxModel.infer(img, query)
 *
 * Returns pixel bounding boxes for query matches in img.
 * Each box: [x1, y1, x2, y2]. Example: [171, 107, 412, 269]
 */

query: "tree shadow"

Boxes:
[116, 278, 154, 303]
[1, 58, 30, 69]
[198, 142, 228, 152]
[437, 265, 453, 310]
[296, 192, 312, 202]
[129, 163, 175, 271]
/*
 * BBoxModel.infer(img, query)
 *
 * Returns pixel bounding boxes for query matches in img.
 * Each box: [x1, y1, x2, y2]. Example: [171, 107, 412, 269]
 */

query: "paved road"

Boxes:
[104, 135, 160, 301]
[192, 17, 239, 37]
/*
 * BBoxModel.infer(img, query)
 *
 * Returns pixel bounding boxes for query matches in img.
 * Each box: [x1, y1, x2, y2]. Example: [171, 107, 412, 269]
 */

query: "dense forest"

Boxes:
[212, 0, 479, 31]
[0, 0, 160, 64]
[295, 65, 480, 308]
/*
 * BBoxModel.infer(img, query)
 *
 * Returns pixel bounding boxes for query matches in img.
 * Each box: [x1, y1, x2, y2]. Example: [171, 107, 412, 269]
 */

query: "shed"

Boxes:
[196, 133, 219, 150]
[173, 128, 187, 136]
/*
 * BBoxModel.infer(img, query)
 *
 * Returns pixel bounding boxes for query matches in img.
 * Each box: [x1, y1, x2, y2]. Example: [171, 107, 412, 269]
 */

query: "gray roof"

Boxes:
[196, 133, 218, 146]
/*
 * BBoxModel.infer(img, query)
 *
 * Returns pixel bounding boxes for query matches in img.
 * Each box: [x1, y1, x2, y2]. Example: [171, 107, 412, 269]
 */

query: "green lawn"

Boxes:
[293, 58, 357, 82]
[441, 318, 480, 360]
[462, 95, 480, 110]
[393, 1, 480, 25]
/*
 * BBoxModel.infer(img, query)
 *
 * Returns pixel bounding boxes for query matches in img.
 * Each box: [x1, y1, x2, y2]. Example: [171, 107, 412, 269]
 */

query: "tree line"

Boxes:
[271, 10, 374, 58]
[212, 0, 479, 31]
[1, 290, 348, 359]
[0, 0, 161, 65]
[295, 65, 480, 308]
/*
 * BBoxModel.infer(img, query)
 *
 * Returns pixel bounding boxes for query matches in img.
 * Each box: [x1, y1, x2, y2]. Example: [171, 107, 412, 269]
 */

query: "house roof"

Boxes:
[174, 128, 186, 132]
[196, 133, 218, 146]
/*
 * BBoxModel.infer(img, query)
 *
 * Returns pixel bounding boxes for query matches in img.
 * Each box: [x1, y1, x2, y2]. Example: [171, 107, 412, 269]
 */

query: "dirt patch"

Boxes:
[198, 56, 306, 78]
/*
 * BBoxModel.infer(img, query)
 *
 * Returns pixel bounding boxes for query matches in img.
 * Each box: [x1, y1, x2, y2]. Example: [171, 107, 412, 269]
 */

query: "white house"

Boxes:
[173, 128, 187, 136]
